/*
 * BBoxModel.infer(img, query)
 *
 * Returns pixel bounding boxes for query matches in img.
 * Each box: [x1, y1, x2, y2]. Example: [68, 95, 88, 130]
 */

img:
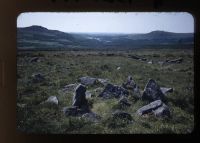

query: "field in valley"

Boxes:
[16, 48, 194, 134]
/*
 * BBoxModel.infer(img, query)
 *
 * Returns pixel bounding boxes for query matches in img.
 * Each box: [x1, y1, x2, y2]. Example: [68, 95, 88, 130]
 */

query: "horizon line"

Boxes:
[17, 25, 194, 34]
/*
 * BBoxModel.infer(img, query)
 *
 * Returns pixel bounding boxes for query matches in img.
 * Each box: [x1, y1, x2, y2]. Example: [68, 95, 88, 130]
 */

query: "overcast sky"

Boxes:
[17, 12, 194, 34]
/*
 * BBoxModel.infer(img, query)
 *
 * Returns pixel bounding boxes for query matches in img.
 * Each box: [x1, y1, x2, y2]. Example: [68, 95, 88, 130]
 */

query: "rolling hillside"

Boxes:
[17, 25, 194, 50]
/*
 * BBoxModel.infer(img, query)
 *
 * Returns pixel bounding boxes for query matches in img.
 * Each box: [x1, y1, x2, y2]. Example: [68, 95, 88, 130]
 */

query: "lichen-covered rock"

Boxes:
[99, 83, 129, 99]
[142, 79, 165, 102]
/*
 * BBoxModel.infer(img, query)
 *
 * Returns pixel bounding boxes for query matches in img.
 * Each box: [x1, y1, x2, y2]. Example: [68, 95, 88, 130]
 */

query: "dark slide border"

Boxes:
[0, 0, 199, 143]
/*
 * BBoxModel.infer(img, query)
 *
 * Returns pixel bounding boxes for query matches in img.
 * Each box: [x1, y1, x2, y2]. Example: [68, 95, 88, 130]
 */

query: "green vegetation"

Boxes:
[17, 48, 194, 134]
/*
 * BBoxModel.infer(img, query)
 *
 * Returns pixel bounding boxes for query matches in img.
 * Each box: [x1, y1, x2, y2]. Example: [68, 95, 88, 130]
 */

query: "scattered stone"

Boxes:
[160, 87, 173, 95]
[17, 103, 26, 108]
[62, 83, 78, 93]
[117, 67, 121, 70]
[142, 79, 165, 102]
[118, 96, 131, 107]
[45, 96, 58, 105]
[137, 100, 163, 116]
[94, 87, 103, 93]
[158, 61, 164, 65]
[30, 57, 40, 63]
[166, 58, 183, 64]
[122, 76, 141, 97]
[148, 60, 153, 64]
[85, 91, 93, 99]
[153, 103, 170, 118]
[72, 84, 90, 112]
[112, 110, 132, 121]
[79, 76, 97, 86]
[128, 55, 147, 61]
[82, 112, 101, 122]
[99, 83, 129, 99]
[97, 78, 109, 86]
[32, 73, 45, 83]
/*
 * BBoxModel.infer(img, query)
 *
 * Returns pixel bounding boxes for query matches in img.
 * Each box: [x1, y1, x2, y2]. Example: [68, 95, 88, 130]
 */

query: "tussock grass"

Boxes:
[17, 48, 194, 134]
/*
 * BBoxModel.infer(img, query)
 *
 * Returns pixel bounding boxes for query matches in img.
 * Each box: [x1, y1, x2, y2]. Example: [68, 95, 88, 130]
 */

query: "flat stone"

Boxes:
[79, 76, 97, 86]
[153, 103, 170, 118]
[97, 78, 110, 86]
[166, 58, 183, 64]
[30, 57, 39, 63]
[160, 87, 173, 95]
[61, 83, 78, 93]
[137, 100, 163, 116]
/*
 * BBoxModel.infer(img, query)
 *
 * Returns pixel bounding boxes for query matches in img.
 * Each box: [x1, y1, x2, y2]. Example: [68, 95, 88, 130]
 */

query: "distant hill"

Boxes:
[17, 25, 194, 50]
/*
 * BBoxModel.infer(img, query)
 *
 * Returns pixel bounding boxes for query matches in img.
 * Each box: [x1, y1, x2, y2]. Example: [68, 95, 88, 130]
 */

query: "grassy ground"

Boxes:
[17, 48, 194, 134]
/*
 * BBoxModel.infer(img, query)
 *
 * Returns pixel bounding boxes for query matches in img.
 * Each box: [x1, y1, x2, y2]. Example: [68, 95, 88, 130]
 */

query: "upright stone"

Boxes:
[72, 84, 89, 112]
[142, 79, 165, 102]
